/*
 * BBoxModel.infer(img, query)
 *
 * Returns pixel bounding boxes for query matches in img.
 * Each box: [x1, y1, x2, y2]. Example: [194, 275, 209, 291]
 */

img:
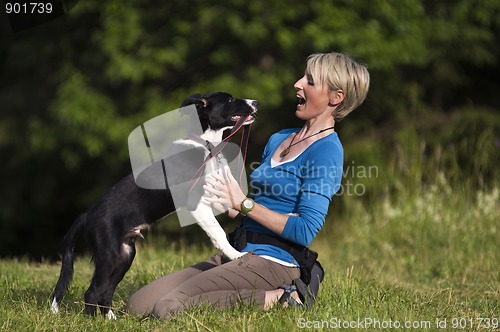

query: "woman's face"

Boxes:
[293, 71, 332, 121]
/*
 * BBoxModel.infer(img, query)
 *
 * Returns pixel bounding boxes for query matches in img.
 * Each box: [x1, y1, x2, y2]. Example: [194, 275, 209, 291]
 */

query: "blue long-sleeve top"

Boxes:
[242, 128, 344, 265]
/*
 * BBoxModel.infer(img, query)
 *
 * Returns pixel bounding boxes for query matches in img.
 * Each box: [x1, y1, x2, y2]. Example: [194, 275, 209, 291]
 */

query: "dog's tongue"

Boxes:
[232, 114, 252, 124]
[231, 115, 249, 121]
[228, 115, 250, 138]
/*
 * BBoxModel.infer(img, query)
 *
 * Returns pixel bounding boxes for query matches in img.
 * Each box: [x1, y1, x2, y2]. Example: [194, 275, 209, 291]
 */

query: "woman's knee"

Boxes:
[125, 291, 154, 316]
[151, 296, 185, 319]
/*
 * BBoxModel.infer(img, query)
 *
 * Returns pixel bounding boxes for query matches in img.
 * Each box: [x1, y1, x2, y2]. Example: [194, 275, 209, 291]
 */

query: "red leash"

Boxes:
[238, 124, 251, 185]
[188, 115, 252, 194]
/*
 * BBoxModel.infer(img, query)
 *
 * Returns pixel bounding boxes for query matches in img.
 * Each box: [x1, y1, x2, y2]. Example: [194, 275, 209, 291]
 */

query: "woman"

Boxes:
[126, 52, 370, 319]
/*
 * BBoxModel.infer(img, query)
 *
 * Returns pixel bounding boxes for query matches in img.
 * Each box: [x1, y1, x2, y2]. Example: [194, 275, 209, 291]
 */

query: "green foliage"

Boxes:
[0, 0, 499, 257]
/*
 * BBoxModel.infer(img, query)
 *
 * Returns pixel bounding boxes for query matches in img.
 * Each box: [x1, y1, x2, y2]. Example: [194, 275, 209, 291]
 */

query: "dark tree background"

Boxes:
[0, 0, 499, 259]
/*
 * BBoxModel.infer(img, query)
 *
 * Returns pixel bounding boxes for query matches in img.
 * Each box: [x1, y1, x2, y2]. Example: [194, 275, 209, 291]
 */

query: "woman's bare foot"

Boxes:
[264, 288, 302, 309]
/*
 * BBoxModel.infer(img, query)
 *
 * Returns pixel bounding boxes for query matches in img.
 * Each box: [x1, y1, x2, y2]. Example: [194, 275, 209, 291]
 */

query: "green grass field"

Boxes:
[1, 181, 498, 331]
[1, 129, 499, 331]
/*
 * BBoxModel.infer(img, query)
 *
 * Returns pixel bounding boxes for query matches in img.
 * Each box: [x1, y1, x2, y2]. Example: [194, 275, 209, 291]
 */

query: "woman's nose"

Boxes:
[294, 75, 306, 90]
[293, 79, 302, 90]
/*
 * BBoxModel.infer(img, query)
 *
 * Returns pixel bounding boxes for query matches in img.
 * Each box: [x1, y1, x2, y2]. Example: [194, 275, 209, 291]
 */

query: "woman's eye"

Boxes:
[306, 74, 314, 86]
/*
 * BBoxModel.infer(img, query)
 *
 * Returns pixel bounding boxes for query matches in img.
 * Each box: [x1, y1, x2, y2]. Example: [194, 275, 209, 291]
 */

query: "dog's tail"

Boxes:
[51, 212, 87, 314]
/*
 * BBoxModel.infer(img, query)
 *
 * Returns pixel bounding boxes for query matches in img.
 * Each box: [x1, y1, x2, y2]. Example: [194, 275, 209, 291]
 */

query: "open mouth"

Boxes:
[231, 114, 255, 125]
[297, 95, 306, 106]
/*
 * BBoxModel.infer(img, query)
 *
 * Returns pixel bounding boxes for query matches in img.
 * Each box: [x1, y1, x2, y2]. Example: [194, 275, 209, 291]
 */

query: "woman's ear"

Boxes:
[328, 89, 344, 107]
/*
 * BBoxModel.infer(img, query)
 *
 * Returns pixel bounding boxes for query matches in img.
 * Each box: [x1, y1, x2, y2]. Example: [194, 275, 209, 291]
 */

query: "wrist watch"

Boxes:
[240, 197, 255, 216]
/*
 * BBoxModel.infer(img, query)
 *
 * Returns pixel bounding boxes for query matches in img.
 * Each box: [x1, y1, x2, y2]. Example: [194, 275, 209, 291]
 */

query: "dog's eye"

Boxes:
[229, 98, 234, 103]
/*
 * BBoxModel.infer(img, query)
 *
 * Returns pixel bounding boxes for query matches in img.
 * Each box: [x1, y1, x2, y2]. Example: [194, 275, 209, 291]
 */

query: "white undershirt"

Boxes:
[270, 150, 303, 168]
[259, 255, 298, 267]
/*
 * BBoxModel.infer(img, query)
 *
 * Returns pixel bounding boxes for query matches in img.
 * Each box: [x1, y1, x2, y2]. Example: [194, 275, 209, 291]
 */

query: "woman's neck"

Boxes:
[297, 118, 335, 139]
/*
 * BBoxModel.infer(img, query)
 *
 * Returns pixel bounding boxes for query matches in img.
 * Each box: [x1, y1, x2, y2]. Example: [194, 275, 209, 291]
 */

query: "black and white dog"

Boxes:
[51, 92, 257, 319]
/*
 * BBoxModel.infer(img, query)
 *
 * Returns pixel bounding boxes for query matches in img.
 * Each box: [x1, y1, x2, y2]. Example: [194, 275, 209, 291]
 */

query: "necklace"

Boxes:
[280, 126, 335, 157]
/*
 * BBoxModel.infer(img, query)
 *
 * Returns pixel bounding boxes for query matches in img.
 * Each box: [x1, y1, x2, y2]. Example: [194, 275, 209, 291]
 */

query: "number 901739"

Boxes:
[6, 2, 53, 14]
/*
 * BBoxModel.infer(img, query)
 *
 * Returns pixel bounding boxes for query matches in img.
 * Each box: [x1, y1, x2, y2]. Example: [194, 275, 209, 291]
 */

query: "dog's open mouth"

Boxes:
[231, 114, 255, 125]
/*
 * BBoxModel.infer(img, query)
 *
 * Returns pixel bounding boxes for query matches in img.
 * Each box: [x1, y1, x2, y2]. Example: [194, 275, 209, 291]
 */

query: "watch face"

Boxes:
[243, 199, 253, 208]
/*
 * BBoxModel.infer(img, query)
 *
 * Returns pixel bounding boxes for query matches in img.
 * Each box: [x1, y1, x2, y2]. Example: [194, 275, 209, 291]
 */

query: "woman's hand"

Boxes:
[203, 168, 247, 212]
[204, 168, 299, 235]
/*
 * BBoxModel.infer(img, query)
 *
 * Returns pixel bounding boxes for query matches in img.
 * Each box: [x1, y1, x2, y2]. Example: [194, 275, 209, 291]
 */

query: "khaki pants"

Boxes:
[125, 252, 300, 319]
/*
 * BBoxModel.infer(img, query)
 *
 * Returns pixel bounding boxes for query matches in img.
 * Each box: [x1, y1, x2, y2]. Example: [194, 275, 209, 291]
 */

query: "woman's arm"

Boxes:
[204, 139, 342, 246]
[204, 169, 290, 236]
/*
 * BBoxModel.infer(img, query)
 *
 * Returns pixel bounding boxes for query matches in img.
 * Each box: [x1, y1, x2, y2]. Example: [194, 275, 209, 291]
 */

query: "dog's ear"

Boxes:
[180, 94, 208, 110]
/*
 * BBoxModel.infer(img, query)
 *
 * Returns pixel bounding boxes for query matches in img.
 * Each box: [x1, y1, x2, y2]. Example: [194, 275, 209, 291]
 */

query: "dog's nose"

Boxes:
[245, 99, 259, 110]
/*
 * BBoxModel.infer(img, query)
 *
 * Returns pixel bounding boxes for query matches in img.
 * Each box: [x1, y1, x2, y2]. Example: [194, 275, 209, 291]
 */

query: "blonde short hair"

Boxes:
[306, 52, 370, 121]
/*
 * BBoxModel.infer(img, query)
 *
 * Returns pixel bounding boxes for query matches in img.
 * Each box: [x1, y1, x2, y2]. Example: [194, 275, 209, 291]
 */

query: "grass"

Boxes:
[1, 183, 497, 331]
[1, 127, 499, 331]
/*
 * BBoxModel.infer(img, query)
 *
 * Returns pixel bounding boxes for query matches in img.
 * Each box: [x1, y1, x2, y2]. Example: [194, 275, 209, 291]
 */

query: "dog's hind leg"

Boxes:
[97, 237, 137, 319]
[84, 234, 122, 317]
[84, 258, 115, 316]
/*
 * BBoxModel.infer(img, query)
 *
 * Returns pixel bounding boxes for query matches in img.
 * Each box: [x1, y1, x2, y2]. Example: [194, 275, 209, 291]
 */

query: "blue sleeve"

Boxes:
[281, 141, 343, 247]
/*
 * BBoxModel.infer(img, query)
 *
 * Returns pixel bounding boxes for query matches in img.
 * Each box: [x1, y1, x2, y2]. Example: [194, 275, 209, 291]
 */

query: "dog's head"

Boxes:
[180, 92, 257, 132]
